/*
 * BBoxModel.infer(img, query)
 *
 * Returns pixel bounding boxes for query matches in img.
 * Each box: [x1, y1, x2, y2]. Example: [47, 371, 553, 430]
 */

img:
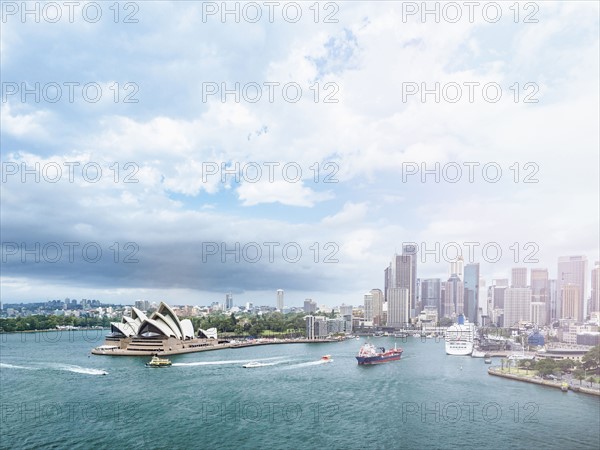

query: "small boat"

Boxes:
[484, 358, 492, 364]
[321, 355, 332, 362]
[242, 361, 264, 368]
[145, 356, 172, 368]
[561, 383, 569, 392]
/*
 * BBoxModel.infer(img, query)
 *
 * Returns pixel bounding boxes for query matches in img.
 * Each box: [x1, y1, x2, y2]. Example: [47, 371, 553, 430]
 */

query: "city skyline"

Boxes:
[0, 255, 600, 312]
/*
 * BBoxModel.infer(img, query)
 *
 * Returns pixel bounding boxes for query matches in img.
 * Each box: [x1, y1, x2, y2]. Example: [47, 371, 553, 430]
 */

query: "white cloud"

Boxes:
[237, 180, 334, 207]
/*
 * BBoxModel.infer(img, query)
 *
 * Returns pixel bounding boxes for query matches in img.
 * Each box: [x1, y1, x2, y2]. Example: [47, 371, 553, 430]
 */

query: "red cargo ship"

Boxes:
[356, 343, 403, 365]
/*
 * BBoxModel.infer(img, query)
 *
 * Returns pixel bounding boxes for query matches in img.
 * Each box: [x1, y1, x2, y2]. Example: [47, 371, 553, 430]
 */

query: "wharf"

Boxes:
[91, 337, 341, 356]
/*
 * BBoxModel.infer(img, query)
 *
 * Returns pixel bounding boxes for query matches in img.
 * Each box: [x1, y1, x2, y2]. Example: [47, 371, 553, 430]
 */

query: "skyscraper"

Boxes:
[387, 287, 409, 328]
[477, 277, 489, 325]
[464, 263, 480, 324]
[225, 293, 233, 310]
[443, 274, 464, 319]
[276, 289, 284, 310]
[548, 279, 558, 323]
[384, 265, 391, 302]
[491, 280, 507, 309]
[371, 288, 384, 325]
[303, 299, 317, 314]
[421, 278, 441, 311]
[530, 268, 549, 326]
[448, 256, 464, 279]
[558, 256, 588, 322]
[385, 244, 418, 318]
[561, 284, 581, 320]
[503, 288, 532, 328]
[590, 262, 600, 315]
[511, 268, 528, 288]
[363, 292, 373, 322]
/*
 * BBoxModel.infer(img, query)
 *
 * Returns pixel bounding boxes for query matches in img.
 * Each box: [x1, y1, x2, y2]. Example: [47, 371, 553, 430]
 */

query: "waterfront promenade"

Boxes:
[91, 337, 343, 356]
[488, 367, 600, 397]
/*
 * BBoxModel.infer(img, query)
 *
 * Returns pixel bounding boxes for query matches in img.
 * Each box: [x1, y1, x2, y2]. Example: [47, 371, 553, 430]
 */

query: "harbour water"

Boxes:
[1, 331, 599, 449]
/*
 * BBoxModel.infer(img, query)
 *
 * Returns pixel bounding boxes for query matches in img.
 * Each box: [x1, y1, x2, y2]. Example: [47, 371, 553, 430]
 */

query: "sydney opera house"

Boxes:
[91, 302, 221, 356]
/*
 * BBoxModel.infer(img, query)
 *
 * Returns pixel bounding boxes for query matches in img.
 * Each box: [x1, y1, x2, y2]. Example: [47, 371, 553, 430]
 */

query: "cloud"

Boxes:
[1, 2, 598, 305]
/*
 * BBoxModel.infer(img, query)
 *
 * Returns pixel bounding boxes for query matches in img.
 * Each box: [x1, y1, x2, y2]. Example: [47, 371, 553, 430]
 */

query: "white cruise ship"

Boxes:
[445, 315, 476, 356]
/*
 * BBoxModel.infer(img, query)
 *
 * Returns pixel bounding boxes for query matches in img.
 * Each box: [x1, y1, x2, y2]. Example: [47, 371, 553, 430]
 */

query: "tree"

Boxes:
[555, 358, 574, 374]
[581, 345, 600, 372]
[587, 376, 595, 387]
[573, 369, 585, 386]
[535, 358, 558, 378]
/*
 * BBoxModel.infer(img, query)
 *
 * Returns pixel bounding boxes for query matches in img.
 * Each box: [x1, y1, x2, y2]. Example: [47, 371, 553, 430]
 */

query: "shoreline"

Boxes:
[91, 337, 344, 356]
[488, 367, 600, 397]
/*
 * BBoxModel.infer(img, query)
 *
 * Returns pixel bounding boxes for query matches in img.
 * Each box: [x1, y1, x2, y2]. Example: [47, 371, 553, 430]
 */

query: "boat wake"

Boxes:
[282, 359, 332, 369]
[50, 364, 108, 375]
[173, 360, 249, 367]
[0, 362, 37, 370]
[1, 362, 108, 375]
[243, 360, 292, 368]
[172, 356, 285, 367]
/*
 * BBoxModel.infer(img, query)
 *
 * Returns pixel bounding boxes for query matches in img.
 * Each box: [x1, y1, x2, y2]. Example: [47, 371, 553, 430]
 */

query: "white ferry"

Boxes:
[445, 315, 475, 356]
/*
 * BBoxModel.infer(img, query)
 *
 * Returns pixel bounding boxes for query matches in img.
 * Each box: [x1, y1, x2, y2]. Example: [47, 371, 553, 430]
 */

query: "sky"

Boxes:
[1, 1, 599, 307]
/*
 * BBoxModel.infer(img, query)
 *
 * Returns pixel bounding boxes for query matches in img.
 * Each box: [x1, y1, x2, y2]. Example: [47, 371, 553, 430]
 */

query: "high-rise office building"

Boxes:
[340, 304, 353, 333]
[590, 262, 600, 315]
[276, 289, 284, 310]
[303, 299, 317, 314]
[557, 256, 588, 322]
[548, 279, 558, 323]
[477, 277, 489, 326]
[561, 284, 581, 321]
[503, 288, 532, 328]
[387, 287, 409, 328]
[363, 292, 373, 322]
[443, 274, 464, 318]
[403, 244, 418, 315]
[371, 288, 384, 326]
[530, 301, 546, 327]
[339, 304, 353, 317]
[530, 268, 549, 326]
[421, 278, 441, 311]
[384, 265, 391, 302]
[416, 278, 421, 313]
[225, 293, 233, 310]
[464, 263, 480, 324]
[385, 245, 418, 318]
[511, 268, 528, 288]
[448, 256, 464, 279]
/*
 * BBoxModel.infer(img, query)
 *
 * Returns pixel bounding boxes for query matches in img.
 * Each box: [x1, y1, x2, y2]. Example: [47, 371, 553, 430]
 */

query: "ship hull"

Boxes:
[356, 352, 402, 365]
[445, 341, 474, 356]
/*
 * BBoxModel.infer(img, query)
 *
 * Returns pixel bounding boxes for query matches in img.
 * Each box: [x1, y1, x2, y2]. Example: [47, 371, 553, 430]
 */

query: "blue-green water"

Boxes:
[1, 331, 599, 450]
